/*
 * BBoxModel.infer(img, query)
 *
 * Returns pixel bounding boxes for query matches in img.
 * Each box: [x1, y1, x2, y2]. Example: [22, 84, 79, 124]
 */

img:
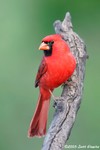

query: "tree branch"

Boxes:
[42, 12, 88, 150]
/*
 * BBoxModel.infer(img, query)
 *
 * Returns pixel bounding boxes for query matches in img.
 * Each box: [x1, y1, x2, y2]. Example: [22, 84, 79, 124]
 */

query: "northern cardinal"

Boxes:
[28, 34, 76, 137]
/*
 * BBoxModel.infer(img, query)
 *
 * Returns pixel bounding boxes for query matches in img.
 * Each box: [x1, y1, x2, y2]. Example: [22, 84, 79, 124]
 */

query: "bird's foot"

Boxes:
[49, 90, 64, 108]
[62, 78, 77, 87]
[53, 97, 64, 108]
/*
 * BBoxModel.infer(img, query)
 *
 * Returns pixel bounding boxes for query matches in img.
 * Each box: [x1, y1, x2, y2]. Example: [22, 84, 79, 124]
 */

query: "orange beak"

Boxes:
[39, 42, 50, 50]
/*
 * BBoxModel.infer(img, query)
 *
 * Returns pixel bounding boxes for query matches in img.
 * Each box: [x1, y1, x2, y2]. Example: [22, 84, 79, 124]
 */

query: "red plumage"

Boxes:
[28, 34, 76, 137]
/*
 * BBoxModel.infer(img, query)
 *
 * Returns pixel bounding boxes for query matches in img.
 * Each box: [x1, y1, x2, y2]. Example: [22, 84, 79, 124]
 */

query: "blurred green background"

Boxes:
[0, 0, 100, 149]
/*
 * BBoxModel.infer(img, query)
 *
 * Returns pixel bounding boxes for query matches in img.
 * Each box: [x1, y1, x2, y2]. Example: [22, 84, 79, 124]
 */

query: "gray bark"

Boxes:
[42, 12, 88, 150]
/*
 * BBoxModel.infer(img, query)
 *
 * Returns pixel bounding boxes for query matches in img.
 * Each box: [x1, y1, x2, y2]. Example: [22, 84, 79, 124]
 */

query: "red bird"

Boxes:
[28, 34, 76, 137]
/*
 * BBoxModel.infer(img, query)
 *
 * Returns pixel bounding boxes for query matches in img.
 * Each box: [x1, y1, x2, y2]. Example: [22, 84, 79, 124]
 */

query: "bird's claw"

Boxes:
[61, 78, 77, 87]
[53, 97, 61, 108]
[53, 101, 57, 108]
[49, 88, 70, 111]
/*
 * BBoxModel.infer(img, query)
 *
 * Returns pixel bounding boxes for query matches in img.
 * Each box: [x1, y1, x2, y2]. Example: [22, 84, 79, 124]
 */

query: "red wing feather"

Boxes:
[35, 58, 47, 87]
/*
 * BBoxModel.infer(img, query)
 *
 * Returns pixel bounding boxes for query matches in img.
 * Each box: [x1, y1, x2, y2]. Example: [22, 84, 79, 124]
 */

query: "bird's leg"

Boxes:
[49, 90, 56, 100]
[62, 78, 77, 87]
[49, 90, 64, 108]
[49, 90, 56, 107]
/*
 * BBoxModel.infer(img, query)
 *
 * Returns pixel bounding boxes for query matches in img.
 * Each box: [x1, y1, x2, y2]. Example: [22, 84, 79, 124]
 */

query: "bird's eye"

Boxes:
[48, 41, 54, 45]
[43, 41, 54, 45]
[45, 41, 49, 44]
[50, 41, 54, 44]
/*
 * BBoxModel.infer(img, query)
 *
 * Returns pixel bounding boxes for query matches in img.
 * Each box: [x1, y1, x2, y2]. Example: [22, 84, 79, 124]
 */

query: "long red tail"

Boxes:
[28, 89, 51, 137]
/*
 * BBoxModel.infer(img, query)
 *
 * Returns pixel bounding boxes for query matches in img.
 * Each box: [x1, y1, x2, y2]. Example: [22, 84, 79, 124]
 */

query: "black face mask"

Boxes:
[43, 41, 54, 57]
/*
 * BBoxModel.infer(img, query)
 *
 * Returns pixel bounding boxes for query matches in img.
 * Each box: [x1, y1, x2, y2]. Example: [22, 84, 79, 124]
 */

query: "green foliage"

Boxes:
[0, 0, 100, 149]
